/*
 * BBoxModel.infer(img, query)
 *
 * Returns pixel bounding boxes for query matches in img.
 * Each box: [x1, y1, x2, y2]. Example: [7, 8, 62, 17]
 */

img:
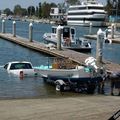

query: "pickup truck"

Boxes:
[4, 61, 38, 78]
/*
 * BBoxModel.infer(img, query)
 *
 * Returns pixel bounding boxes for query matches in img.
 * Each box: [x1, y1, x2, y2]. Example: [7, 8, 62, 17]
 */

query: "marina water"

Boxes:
[0, 20, 120, 99]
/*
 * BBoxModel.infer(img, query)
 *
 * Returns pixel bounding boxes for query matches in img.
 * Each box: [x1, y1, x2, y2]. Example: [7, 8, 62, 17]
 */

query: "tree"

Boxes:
[105, 0, 113, 15]
[38, 2, 42, 18]
[27, 6, 35, 16]
[41, 2, 51, 18]
[40, 2, 57, 18]
[105, 0, 120, 16]
[4, 8, 13, 16]
[65, 0, 79, 5]
[35, 6, 39, 17]
[21, 8, 27, 16]
[14, 4, 22, 16]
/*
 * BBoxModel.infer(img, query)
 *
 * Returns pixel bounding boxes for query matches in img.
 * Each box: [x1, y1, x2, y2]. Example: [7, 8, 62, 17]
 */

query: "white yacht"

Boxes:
[67, 0, 107, 26]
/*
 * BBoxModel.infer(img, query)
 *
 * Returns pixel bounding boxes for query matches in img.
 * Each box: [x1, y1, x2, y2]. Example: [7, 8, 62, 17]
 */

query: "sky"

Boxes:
[0, 0, 107, 11]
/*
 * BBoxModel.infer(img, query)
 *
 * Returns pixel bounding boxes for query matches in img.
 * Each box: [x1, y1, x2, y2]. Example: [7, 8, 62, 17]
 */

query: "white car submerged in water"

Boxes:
[4, 61, 38, 78]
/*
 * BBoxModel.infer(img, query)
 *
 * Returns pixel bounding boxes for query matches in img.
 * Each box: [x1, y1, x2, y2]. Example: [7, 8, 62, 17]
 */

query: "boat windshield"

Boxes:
[10, 63, 32, 70]
[63, 27, 70, 38]
[52, 27, 57, 33]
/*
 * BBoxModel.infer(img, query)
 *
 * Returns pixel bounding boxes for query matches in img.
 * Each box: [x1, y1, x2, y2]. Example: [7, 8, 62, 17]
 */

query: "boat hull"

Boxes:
[65, 46, 91, 52]
[44, 37, 92, 52]
[42, 75, 103, 83]
[42, 75, 103, 93]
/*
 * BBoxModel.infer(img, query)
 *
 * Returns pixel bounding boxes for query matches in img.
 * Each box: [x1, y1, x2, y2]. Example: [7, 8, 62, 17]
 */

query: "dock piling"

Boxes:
[96, 29, 104, 66]
[29, 22, 33, 42]
[13, 21, 16, 37]
[111, 23, 114, 39]
[57, 25, 62, 50]
[2, 19, 5, 33]
[89, 22, 92, 35]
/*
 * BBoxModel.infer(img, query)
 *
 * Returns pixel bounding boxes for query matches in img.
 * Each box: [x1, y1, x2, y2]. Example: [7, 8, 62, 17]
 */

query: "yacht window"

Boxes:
[88, 6, 104, 10]
[69, 7, 86, 10]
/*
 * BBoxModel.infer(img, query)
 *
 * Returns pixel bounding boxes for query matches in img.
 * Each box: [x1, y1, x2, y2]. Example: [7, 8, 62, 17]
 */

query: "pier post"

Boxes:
[111, 23, 114, 39]
[2, 19, 5, 33]
[114, 23, 117, 32]
[57, 25, 62, 50]
[29, 22, 33, 42]
[89, 22, 92, 34]
[13, 21, 16, 37]
[96, 29, 104, 66]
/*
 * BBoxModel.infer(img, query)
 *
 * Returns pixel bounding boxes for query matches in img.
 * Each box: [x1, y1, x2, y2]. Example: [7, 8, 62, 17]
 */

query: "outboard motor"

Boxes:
[85, 57, 107, 79]
[85, 57, 98, 71]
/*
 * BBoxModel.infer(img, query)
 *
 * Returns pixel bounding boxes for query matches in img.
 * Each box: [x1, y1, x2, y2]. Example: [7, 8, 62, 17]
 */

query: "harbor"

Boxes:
[0, 23, 120, 72]
[0, 19, 120, 95]
[0, 0, 120, 119]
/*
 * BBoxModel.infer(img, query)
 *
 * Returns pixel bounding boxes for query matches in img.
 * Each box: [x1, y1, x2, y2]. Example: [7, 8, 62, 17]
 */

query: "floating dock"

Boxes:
[84, 34, 120, 44]
[0, 33, 120, 72]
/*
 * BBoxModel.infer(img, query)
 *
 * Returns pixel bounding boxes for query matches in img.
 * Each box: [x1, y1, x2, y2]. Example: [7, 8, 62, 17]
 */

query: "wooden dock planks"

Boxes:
[0, 33, 120, 72]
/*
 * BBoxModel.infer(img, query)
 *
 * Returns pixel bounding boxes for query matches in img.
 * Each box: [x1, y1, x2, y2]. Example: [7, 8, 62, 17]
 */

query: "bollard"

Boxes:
[114, 23, 117, 32]
[89, 22, 92, 34]
[111, 23, 114, 39]
[13, 21, 16, 37]
[29, 22, 33, 42]
[57, 25, 62, 50]
[2, 19, 5, 33]
[96, 29, 104, 66]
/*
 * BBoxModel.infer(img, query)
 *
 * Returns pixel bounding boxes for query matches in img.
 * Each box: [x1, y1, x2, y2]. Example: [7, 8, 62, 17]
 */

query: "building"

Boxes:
[50, 7, 66, 21]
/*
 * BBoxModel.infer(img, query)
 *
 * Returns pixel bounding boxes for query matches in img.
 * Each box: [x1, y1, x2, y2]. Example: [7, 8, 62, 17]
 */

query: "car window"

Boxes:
[4, 64, 8, 69]
[10, 63, 32, 70]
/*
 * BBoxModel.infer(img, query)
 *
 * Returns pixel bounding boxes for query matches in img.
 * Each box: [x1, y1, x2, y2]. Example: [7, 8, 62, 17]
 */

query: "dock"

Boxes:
[84, 34, 120, 44]
[0, 95, 119, 120]
[0, 33, 120, 72]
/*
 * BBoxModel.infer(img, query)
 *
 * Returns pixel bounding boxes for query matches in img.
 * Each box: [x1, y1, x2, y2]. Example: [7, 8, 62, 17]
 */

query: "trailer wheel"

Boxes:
[56, 84, 60, 91]
[87, 84, 96, 94]
[55, 80, 66, 92]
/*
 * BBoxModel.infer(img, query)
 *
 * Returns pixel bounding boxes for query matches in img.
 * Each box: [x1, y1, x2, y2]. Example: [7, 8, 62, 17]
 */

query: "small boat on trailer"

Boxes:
[43, 26, 92, 52]
[34, 57, 106, 93]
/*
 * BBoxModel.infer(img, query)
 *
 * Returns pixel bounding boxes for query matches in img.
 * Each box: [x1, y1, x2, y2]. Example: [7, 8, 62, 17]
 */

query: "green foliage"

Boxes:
[4, 8, 13, 16]
[27, 6, 35, 16]
[66, 0, 79, 5]
[2, 2, 57, 18]
[105, 0, 120, 16]
[14, 5, 22, 16]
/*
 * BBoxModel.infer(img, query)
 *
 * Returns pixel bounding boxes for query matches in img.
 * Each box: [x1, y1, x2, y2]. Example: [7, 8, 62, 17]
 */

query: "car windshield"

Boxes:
[10, 63, 32, 70]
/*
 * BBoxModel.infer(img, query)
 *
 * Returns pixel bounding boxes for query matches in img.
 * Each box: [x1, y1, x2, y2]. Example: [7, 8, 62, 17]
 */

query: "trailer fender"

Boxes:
[55, 80, 66, 91]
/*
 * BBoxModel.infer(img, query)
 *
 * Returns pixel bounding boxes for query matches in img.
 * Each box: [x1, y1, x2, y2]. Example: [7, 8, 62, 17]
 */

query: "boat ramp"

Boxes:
[0, 95, 119, 120]
[0, 33, 120, 73]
